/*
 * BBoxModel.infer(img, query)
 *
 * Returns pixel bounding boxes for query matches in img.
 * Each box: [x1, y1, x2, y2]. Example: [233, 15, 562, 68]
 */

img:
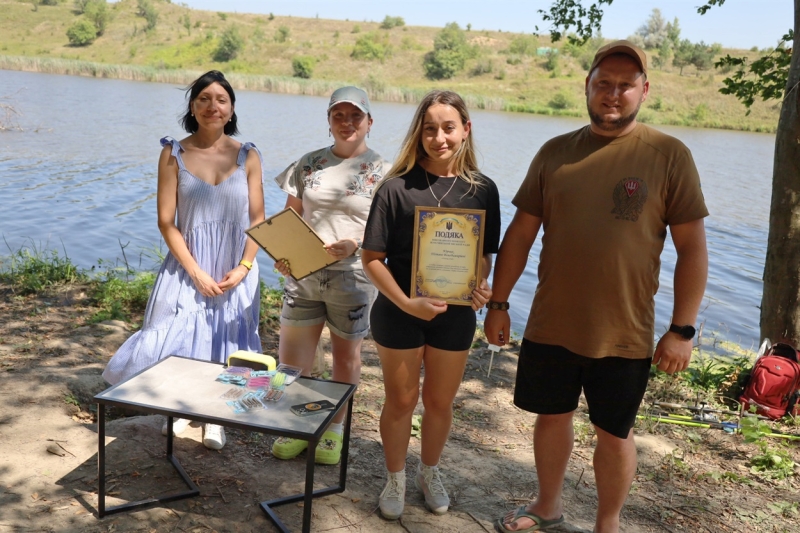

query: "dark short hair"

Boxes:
[180, 70, 239, 135]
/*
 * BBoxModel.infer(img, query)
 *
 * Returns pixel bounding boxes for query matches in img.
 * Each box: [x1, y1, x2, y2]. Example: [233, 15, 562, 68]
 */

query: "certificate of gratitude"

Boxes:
[411, 206, 485, 306]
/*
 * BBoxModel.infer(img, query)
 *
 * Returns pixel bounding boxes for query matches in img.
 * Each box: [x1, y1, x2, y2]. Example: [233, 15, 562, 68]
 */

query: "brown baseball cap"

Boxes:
[589, 40, 647, 76]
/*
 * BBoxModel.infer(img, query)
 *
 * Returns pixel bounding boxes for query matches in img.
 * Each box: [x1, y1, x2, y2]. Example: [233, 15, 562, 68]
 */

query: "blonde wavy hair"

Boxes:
[380, 90, 483, 194]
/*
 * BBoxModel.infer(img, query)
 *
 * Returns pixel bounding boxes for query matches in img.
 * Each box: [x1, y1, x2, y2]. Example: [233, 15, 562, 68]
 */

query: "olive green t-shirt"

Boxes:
[513, 123, 708, 359]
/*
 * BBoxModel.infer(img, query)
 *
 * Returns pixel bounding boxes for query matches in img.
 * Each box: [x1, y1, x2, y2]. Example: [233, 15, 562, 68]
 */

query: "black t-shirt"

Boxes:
[363, 164, 502, 296]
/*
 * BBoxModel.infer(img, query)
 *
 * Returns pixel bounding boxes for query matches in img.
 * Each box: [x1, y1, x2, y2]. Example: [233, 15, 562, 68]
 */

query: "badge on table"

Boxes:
[290, 400, 336, 416]
[411, 206, 485, 305]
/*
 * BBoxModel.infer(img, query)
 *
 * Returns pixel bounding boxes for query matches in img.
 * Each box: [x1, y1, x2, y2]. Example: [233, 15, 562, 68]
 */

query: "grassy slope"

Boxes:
[0, 0, 779, 132]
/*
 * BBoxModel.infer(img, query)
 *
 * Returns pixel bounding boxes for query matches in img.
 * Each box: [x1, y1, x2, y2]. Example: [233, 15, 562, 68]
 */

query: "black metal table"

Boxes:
[94, 355, 356, 533]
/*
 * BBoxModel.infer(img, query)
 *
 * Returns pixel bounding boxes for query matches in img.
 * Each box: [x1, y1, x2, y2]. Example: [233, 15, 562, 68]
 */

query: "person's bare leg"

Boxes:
[593, 427, 636, 533]
[418, 346, 468, 466]
[329, 332, 363, 424]
[377, 345, 424, 472]
[500, 412, 573, 531]
[277, 322, 325, 376]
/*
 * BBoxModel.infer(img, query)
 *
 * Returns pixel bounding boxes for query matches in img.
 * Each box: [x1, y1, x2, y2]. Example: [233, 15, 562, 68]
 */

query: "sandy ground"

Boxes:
[1, 282, 799, 533]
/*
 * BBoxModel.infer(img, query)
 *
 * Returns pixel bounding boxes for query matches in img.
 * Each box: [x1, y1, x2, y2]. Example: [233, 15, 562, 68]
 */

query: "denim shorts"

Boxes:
[514, 339, 652, 439]
[280, 268, 377, 340]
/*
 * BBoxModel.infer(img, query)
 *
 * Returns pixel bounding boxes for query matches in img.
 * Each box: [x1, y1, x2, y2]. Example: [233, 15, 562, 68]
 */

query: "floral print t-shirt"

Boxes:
[275, 146, 390, 271]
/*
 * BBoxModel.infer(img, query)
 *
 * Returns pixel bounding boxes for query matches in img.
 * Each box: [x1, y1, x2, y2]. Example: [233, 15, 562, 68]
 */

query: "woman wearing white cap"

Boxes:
[271, 86, 389, 465]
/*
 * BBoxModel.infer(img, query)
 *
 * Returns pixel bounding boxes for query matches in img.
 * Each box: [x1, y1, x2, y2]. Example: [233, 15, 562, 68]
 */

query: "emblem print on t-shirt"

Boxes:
[611, 177, 647, 222]
[347, 161, 382, 198]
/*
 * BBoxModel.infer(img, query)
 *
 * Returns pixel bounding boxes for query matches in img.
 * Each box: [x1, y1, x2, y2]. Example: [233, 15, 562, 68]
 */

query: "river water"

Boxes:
[0, 70, 775, 350]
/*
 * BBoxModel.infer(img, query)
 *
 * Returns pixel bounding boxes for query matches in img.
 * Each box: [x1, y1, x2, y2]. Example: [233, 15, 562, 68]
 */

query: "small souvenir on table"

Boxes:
[220, 387, 246, 400]
[216, 371, 248, 386]
[246, 376, 271, 389]
[290, 400, 336, 416]
[226, 390, 268, 413]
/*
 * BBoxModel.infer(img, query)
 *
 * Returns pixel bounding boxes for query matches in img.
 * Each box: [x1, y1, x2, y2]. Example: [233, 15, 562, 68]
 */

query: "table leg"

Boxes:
[96, 411, 199, 516]
[97, 403, 106, 518]
[166, 416, 174, 457]
[260, 396, 356, 532]
[302, 440, 316, 533]
[338, 396, 354, 489]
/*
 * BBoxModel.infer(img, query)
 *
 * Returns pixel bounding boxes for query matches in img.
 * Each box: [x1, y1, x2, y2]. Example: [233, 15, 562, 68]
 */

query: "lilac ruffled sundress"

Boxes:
[103, 137, 262, 384]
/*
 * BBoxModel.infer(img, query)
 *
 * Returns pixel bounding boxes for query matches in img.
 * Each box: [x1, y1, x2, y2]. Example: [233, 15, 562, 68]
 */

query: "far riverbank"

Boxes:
[0, 55, 777, 134]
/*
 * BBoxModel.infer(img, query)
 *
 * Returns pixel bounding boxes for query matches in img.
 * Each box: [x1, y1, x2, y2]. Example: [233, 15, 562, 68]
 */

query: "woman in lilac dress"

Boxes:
[103, 71, 265, 450]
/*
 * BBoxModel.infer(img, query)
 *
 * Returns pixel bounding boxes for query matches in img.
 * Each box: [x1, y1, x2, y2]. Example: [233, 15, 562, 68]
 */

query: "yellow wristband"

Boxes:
[238, 259, 253, 270]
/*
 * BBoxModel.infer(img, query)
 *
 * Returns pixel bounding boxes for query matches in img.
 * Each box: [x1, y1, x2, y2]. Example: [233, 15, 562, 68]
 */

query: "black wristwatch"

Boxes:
[486, 300, 510, 311]
[669, 323, 696, 340]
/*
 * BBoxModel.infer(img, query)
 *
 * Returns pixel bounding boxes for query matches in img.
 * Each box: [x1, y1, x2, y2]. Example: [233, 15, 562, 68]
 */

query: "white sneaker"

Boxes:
[415, 462, 450, 515]
[161, 417, 191, 436]
[202, 424, 226, 450]
[379, 470, 406, 520]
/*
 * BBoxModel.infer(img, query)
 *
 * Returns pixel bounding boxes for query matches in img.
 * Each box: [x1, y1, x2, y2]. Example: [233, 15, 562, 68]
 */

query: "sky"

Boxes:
[179, 0, 792, 50]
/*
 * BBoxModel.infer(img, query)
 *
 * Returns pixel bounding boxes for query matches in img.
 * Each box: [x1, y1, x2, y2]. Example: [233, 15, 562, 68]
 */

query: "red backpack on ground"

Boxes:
[740, 342, 800, 420]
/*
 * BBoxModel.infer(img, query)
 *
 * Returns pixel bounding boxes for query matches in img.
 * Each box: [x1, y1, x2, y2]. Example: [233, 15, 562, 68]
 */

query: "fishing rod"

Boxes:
[651, 401, 769, 420]
[637, 414, 800, 441]
[639, 413, 738, 431]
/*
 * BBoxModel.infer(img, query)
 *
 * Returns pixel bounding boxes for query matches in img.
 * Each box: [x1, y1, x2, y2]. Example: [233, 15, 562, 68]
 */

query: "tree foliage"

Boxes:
[629, 8, 669, 49]
[537, 0, 614, 44]
[423, 22, 474, 80]
[380, 15, 405, 30]
[213, 27, 244, 62]
[539, 0, 789, 101]
[716, 31, 794, 112]
[66, 19, 97, 46]
[73, 0, 91, 13]
[352, 32, 392, 62]
[136, 0, 158, 31]
[291, 56, 315, 78]
[83, 0, 111, 36]
[672, 39, 721, 75]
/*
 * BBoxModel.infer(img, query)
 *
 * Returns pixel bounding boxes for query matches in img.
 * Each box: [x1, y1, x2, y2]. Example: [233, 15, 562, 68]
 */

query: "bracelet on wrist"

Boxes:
[486, 300, 509, 311]
[238, 259, 253, 271]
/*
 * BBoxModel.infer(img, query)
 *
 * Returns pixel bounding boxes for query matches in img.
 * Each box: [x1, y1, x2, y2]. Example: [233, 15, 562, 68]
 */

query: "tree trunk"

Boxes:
[760, 0, 800, 344]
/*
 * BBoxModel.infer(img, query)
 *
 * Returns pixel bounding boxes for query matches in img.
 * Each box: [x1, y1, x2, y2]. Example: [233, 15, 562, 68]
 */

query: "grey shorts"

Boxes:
[281, 268, 377, 340]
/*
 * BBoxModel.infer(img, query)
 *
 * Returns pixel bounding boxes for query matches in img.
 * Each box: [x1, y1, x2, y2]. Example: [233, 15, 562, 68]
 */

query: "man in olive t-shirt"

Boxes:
[486, 41, 708, 533]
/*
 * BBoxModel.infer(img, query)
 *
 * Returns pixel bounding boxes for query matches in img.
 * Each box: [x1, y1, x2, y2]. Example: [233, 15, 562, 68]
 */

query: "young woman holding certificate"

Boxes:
[361, 91, 501, 519]
[103, 70, 265, 451]
[271, 86, 390, 465]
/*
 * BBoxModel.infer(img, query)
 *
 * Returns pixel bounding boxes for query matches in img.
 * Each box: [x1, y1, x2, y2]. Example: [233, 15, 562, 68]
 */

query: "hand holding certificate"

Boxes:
[411, 207, 486, 305]
[246, 207, 338, 281]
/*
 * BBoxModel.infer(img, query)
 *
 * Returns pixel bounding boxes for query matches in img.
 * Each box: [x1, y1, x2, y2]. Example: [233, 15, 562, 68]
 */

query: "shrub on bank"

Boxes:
[352, 32, 392, 62]
[423, 22, 474, 80]
[214, 27, 244, 62]
[66, 19, 98, 47]
[291, 55, 315, 78]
